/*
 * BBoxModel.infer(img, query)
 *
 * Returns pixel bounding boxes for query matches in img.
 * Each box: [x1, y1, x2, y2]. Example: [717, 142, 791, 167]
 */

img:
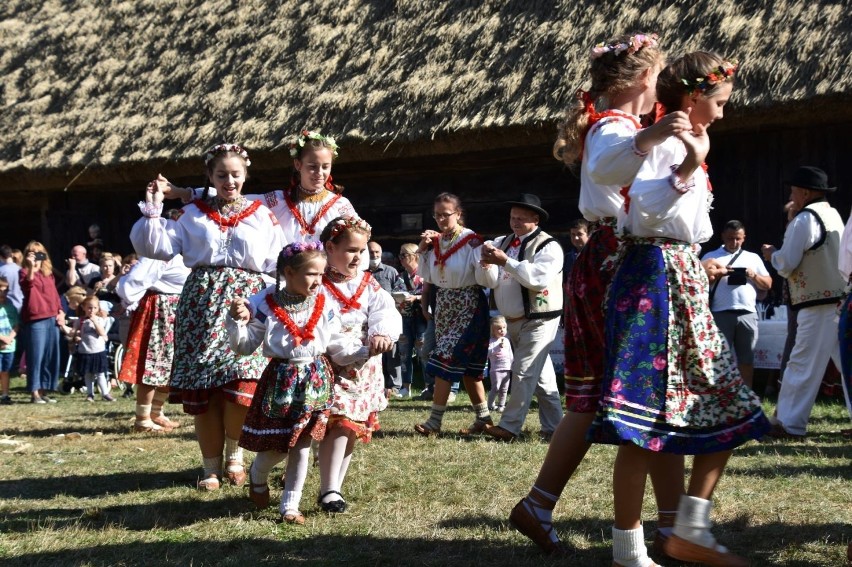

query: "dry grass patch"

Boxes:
[0, 376, 850, 566]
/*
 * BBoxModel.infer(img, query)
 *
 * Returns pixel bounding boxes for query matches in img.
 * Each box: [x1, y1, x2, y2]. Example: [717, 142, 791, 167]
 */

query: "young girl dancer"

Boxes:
[414, 193, 497, 436]
[588, 52, 769, 567]
[510, 33, 687, 556]
[73, 296, 115, 402]
[132, 144, 284, 491]
[316, 216, 402, 512]
[229, 242, 345, 524]
[117, 255, 191, 432]
[486, 316, 512, 412]
[161, 129, 358, 246]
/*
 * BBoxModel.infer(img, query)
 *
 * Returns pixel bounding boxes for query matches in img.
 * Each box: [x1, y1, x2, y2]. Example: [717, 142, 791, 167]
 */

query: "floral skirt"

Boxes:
[240, 357, 334, 452]
[563, 219, 618, 413]
[587, 238, 769, 454]
[836, 292, 852, 419]
[170, 266, 268, 396]
[426, 285, 489, 382]
[119, 291, 180, 387]
[332, 321, 388, 422]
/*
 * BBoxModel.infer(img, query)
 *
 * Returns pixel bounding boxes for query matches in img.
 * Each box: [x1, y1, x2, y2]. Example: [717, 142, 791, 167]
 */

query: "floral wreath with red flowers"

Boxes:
[288, 129, 339, 159]
[327, 216, 371, 240]
[590, 33, 659, 60]
[681, 60, 739, 94]
[280, 241, 325, 259]
[203, 143, 251, 167]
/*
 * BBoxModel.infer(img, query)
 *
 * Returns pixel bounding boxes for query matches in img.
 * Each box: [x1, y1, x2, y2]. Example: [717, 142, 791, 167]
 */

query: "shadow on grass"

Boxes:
[0, 534, 609, 566]
[0, 468, 203, 500]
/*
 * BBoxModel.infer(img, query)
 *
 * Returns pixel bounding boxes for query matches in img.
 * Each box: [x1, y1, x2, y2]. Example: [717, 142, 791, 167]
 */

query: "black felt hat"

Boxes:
[507, 193, 549, 223]
[787, 166, 836, 192]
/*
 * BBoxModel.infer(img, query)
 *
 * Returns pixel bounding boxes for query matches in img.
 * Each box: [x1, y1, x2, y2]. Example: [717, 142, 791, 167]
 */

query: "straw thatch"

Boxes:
[2, 0, 851, 187]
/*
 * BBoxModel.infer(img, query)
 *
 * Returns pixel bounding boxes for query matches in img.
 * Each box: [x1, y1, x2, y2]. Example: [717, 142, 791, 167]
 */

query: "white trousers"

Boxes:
[498, 316, 564, 435]
[776, 303, 841, 435]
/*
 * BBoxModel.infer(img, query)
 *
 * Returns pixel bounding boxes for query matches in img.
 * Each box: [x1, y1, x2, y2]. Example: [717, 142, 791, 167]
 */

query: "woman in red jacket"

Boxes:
[20, 241, 63, 403]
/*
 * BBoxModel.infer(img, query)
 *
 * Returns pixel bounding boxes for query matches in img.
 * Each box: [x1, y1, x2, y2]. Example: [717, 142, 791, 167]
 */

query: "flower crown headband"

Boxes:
[590, 33, 659, 60]
[681, 61, 739, 94]
[280, 241, 325, 259]
[328, 216, 372, 240]
[204, 143, 251, 167]
[289, 130, 339, 159]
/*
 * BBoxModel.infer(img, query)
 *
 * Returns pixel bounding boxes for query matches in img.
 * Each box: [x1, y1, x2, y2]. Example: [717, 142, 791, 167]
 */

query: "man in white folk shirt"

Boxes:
[761, 166, 847, 439]
[479, 194, 564, 441]
[701, 220, 772, 389]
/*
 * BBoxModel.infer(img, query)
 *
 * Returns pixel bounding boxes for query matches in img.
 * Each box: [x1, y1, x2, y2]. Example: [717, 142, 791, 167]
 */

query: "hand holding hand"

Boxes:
[761, 244, 776, 262]
[369, 334, 393, 356]
[481, 242, 508, 266]
[418, 230, 440, 252]
[229, 298, 251, 322]
[636, 110, 693, 152]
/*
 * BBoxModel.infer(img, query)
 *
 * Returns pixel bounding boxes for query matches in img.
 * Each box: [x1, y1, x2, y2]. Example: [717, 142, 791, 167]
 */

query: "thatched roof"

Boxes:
[2, 0, 851, 187]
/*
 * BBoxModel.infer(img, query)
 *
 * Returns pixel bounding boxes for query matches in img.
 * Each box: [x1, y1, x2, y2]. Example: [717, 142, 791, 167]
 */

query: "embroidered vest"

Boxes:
[788, 201, 846, 310]
[496, 228, 564, 319]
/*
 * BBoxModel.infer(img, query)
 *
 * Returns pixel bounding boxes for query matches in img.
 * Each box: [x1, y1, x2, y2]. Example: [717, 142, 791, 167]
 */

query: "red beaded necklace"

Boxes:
[322, 271, 371, 313]
[194, 199, 261, 232]
[285, 192, 342, 236]
[432, 231, 480, 267]
[264, 293, 325, 347]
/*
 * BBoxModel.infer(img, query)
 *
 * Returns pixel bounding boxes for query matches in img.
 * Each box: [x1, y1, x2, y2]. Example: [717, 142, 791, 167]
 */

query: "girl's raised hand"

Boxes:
[145, 176, 165, 207]
[229, 298, 251, 322]
[635, 110, 692, 152]
[677, 122, 710, 163]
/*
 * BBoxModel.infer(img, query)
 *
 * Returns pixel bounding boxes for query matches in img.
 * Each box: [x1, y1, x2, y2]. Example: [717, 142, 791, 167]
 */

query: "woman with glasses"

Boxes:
[414, 193, 497, 435]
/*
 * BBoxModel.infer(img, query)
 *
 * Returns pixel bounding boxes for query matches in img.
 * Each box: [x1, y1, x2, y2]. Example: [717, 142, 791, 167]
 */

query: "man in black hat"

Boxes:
[478, 194, 564, 441]
[761, 166, 846, 439]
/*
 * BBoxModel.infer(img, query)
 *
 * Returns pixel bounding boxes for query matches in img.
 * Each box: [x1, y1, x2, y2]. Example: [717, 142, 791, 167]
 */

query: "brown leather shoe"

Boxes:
[508, 497, 570, 557]
[458, 418, 493, 436]
[414, 422, 440, 436]
[663, 534, 749, 566]
[762, 422, 805, 441]
[282, 511, 305, 525]
[225, 462, 247, 487]
[485, 425, 517, 442]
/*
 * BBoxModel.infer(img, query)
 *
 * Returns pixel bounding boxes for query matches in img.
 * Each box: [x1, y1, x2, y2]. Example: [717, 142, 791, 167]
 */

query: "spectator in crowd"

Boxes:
[701, 220, 772, 388]
[0, 245, 23, 311]
[11, 249, 23, 266]
[762, 166, 847, 439]
[479, 194, 565, 442]
[0, 276, 18, 404]
[87, 224, 104, 252]
[563, 218, 589, 281]
[65, 245, 101, 288]
[91, 253, 122, 310]
[20, 241, 63, 404]
[367, 241, 406, 398]
[397, 243, 427, 399]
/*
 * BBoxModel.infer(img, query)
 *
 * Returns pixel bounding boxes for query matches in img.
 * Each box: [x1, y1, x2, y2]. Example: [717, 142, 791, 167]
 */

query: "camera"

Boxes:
[34, 252, 47, 262]
[727, 267, 747, 286]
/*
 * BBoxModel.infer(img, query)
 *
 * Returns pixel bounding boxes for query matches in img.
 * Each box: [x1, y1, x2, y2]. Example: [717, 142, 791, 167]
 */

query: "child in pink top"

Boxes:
[487, 316, 513, 411]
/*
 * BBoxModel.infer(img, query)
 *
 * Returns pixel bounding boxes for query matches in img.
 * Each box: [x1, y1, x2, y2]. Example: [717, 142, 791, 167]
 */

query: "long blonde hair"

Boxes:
[553, 33, 663, 165]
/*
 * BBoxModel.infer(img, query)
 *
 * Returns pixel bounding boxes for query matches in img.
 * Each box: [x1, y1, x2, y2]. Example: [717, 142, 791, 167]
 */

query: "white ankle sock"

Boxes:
[135, 404, 152, 420]
[612, 526, 651, 567]
[224, 437, 243, 471]
[673, 495, 725, 551]
[425, 404, 446, 429]
[282, 440, 311, 511]
[202, 456, 223, 477]
[472, 401, 490, 421]
[251, 451, 286, 491]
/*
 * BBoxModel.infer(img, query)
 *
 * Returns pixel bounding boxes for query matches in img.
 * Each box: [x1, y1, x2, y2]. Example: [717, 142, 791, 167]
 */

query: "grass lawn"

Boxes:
[0, 376, 850, 566]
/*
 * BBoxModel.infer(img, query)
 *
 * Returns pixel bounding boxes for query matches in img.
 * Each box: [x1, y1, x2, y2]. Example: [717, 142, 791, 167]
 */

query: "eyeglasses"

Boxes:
[433, 211, 457, 220]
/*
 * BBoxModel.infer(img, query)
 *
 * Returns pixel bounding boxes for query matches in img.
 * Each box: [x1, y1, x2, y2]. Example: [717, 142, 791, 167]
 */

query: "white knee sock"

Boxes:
[281, 438, 311, 514]
[95, 373, 109, 397]
[672, 495, 725, 551]
[85, 374, 95, 397]
[250, 450, 286, 492]
[224, 437, 243, 472]
[318, 430, 349, 503]
[612, 526, 652, 567]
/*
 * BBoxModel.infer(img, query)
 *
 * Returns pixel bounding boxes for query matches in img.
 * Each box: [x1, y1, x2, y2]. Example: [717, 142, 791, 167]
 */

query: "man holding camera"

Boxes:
[701, 220, 772, 389]
[65, 245, 100, 288]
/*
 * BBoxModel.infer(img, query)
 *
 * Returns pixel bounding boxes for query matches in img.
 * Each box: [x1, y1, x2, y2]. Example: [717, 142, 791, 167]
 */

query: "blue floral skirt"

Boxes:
[836, 292, 852, 420]
[426, 285, 489, 383]
[587, 238, 769, 454]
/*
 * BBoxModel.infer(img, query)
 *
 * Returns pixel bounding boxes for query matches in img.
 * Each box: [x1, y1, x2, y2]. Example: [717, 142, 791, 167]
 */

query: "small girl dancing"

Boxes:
[486, 316, 512, 412]
[588, 52, 770, 567]
[316, 216, 402, 512]
[228, 242, 342, 524]
[73, 296, 115, 402]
